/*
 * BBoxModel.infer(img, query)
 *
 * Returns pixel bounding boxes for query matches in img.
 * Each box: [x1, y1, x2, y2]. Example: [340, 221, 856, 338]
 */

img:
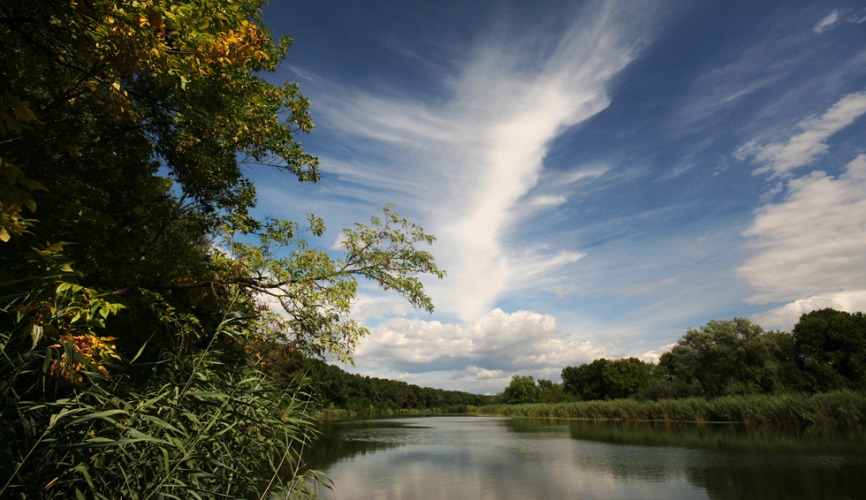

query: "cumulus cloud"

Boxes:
[351, 308, 605, 393]
[752, 290, 866, 330]
[737, 154, 866, 303]
[735, 90, 866, 177]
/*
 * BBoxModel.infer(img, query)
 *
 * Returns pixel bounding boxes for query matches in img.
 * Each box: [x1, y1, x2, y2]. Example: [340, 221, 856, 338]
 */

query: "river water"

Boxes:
[303, 416, 866, 499]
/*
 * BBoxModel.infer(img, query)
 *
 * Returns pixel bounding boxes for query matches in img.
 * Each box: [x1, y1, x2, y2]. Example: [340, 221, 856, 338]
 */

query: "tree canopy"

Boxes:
[0, 1, 444, 496]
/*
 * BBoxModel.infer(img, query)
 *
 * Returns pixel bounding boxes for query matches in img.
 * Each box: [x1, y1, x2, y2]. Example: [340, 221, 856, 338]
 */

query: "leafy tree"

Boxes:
[0, 0, 444, 496]
[793, 308, 866, 392]
[659, 318, 804, 397]
[502, 375, 541, 404]
[562, 358, 653, 400]
[603, 357, 654, 399]
[537, 378, 569, 403]
[562, 359, 609, 400]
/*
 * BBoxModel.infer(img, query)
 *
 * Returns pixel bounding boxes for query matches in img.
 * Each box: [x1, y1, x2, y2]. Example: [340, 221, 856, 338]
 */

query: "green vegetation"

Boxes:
[270, 356, 492, 416]
[0, 1, 443, 497]
[479, 391, 866, 427]
[491, 310, 866, 427]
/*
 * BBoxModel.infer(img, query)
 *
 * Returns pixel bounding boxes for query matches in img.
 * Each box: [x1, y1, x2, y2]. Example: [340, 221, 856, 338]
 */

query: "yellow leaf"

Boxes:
[11, 97, 37, 122]
[0, 227, 10, 242]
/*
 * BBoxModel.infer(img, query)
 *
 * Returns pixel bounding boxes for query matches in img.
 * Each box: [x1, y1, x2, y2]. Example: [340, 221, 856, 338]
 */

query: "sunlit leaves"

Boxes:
[221, 206, 445, 363]
[0, 158, 44, 242]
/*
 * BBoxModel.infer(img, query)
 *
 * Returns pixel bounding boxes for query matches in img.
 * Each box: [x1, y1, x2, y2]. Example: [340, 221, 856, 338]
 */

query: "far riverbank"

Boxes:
[478, 390, 866, 427]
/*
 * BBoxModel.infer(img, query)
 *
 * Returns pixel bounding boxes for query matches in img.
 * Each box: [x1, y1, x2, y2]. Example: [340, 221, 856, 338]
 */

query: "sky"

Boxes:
[253, 0, 866, 394]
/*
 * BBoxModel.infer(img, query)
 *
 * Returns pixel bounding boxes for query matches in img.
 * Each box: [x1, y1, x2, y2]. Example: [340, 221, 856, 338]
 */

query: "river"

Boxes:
[302, 416, 866, 499]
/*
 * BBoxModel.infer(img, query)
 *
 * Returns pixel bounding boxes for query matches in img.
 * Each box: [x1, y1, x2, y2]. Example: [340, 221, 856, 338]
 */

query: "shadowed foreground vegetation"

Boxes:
[479, 390, 866, 427]
[0, 1, 445, 497]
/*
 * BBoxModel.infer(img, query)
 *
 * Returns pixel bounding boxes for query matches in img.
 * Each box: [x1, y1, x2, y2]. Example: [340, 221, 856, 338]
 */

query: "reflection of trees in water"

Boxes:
[307, 417, 866, 499]
[303, 419, 416, 470]
[560, 420, 866, 499]
[504, 418, 866, 497]
[691, 460, 866, 500]
[563, 419, 866, 454]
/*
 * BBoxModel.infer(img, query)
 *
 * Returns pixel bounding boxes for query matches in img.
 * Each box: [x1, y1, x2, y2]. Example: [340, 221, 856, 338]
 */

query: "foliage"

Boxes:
[478, 391, 866, 427]
[793, 308, 866, 392]
[223, 206, 444, 363]
[501, 375, 542, 404]
[562, 357, 655, 401]
[271, 354, 491, 413]
[1, 308, 324, 498]
[516, 311, 862, 408]
[537, 378, 569, 403]
[658, 318, 801, 397]
[0, 0, 444, 496]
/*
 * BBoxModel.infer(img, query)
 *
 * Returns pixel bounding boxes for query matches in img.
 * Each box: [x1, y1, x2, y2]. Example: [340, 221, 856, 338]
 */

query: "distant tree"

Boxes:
[537, 379, 569, 403]
[603, 357, 654, 399]
[562, 358, 654, 400]
[793, 309, 866, 391]
[659, 318, 809, 397]
[562, 359, 607, 400]
[502, 375, 541, 404]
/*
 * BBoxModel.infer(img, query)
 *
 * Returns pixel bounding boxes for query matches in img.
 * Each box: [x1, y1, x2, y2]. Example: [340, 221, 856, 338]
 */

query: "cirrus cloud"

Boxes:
[735, 90, 866, 177]
[737, 154, 866, 304]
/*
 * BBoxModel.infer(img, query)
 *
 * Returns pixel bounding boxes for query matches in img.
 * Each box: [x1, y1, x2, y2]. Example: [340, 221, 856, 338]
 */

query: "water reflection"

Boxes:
[304, 417, 866, 499]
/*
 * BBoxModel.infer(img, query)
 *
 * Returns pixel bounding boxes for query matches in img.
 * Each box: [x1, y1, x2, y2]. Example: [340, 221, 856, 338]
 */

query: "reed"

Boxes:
[477, 391, 866, 427]
[1, 304, 325, 498]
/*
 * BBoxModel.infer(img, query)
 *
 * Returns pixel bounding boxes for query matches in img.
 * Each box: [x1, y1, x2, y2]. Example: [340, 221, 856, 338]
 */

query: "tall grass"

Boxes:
[478, 391, 866, 427]
[1, 297, 326, 498]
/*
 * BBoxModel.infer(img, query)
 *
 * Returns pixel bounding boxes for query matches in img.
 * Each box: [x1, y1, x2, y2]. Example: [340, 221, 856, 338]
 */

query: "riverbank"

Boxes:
[477, 390, 866, 427]
[318, 405, 479, 419]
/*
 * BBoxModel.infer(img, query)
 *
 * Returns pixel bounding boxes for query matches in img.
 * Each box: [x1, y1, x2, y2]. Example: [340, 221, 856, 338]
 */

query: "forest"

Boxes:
[0, 1, 444, 497]
[497, 308, 866, 405]
[271, 355, 491, 415]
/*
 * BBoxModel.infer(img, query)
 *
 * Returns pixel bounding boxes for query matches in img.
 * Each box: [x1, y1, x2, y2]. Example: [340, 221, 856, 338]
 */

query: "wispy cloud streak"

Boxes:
[310, 4, 650, 321]
[736, 90, 866, 177]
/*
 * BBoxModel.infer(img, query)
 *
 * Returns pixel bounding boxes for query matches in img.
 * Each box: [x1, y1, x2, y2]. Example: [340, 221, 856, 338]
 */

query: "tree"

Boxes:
[0, 1, 444, 496]
[793, 309, 866, 392]
[502, 375, 541, 404]
[603, 357, 654, 399]
[659, 318, 805, 397]
[562, 359, 607, 400]
[562, 358, 653, 400]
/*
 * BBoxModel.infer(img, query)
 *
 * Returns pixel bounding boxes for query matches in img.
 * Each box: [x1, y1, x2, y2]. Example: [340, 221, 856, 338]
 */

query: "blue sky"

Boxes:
[255, 1, 866, 394]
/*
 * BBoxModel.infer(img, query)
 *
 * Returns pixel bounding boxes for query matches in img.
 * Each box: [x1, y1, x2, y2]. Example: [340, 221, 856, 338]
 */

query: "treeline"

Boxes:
[499, 308, 865, 404]
[272, 356, 493, 414]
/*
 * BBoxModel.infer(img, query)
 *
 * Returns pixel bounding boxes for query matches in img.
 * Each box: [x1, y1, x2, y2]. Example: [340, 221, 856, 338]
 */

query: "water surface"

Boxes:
[305, 416, 866, 499]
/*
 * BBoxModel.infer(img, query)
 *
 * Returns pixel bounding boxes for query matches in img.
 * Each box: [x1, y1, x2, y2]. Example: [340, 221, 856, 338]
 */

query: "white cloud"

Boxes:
[526, 194, 568, 208]
[350, 308, 606, 393]
[812, 8, 866, 34]
[752, 290, 866, 330]
[349, 294, 410, 323]
[813, 10, 840, 34]
[637, 344, 675, 364]
[737, 154, 866, 303]
[735, 90, 866, 177]
[306, 4, 649, 322]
